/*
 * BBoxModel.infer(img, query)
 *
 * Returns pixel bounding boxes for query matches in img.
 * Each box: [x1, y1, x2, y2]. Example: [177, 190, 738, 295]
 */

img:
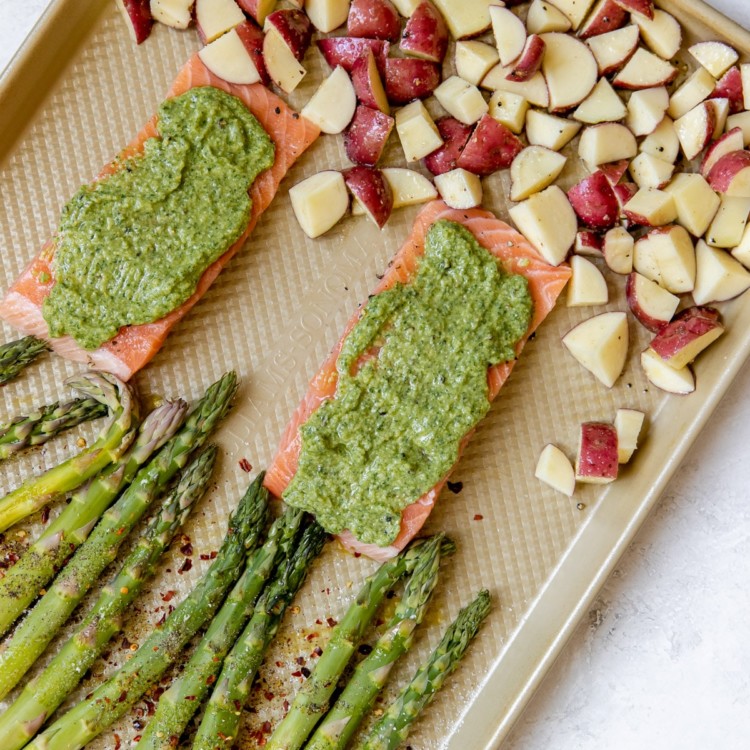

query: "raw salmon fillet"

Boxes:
[0, 55, 319, 380]
[265, 200, 571, 561]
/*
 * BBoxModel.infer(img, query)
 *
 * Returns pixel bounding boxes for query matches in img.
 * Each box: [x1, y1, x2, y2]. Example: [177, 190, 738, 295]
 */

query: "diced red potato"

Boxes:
[693, 239, 750, 304]
[382, 168, 437, 207]
[639, 116, 680, 163]
[726, 111, 750, 145]
[578, 123, 637, 171]
[305, 0, 351, 33]
[481, 64, 550, 108]
[544, 0, 596, 30]
[633, 224, 696, 294]
[423, 117, 473, 176]
[195, 0, 245, 43]
[622, 187, 677, 227]
[707, 97, 729, 138]
[612, 48, 678, 89]
[455, 40, 499, 86]
[575, 230, 604, 256]
[567, 171, 620, 230]
[540, 32, 599, 112]
[535, 444, 576, 497]
[625, 86, 669, 136]
[344, 105, 395, 166]
[648, 305, 724, 369]
[567, 255, 609, 307]
[151, 0, 193, 29]
[664, 172, 721, 237]
[301, 65, 357, 134]
[351, 50, 390, 114]
[599, 159, 630, 186]
[456, 114, 524, 176]
[578, 0, 627, 40]
[612, 0, 654, 19]
[625, 272, 680, 332]
[434, 76, 488, 125]
[629, 152, 674, 190]
[575, 422, 619, 484]
[263, 25, 307, 93]
[198, 27, 262, 84]
[707, 150, 750, 197]
[614, 408, 645, 464]
[603, 226, 634, 274]
[384, 58, 441, 104]
[488, 90, 529, 134]
[264, 9, 313, 62]
[710, 66, 745, 114]
[668, 67, 716, 120]
[572, 78, 627, 124]
[316, 37, 389, 74]
[612, 181, 638, 214]
[395, 99, 443, 162]
[390, 0, 420, 15]
[116, 0, 153, 44]
[507, 35, 546, 83]
[429, 0, 492, 40]
[434, 168, 483, 209]
[585, 24, 639, 76]
[490, 6, 527, 67]
[235, 19, 270, 85]
[237, 0, 276, 26]
[343, 166, 394, 228]
[347, 0, 401, 41]
[742, 63, 750, 110]
[689, 40, 739, 79]
[400, 0, 449, 63]
[525, 110, 581, 151]
[509, 146, 567, 202]
[526, 0, 572, 34]
[289, 171, 350, 238]
[562, 311, 629, 388]
[632, 8, 682, 60]
[705, 195, 750, 249]
[640, 348, 695, 394]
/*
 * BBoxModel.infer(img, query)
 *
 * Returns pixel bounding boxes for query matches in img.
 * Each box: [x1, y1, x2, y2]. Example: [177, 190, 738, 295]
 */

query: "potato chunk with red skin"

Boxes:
[344, 105, 394, 166]
[400, 0, 449, 63]
[455, 115, 524, 176]
[576, 422, 619, 484]
[384, 58, 441, 104]
[423, 117, 472, 176]
[347, 0, 401, 41]
[649, 306, 724, 369]
[317, 37, 390, 75]
[116, 0, 153, 44]
[567, 171, 619, 231]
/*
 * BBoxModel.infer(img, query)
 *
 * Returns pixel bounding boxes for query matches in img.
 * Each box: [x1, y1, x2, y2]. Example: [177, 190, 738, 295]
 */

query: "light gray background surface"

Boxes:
[0, 1, 748, 748]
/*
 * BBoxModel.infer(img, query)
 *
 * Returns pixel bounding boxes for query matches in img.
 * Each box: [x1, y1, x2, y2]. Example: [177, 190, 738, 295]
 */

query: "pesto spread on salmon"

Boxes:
[283, 219, 533, 547]
[42, 86, 274, 349]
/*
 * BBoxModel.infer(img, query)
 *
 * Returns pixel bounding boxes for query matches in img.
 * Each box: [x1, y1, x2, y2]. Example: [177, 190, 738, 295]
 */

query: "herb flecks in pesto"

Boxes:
[283, 220, 533, 547]
[43, 86, 275, 349]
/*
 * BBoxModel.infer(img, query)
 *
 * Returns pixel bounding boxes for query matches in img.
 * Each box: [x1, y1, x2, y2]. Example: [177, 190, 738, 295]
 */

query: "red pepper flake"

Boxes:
[312, 646, 323, 657]
[114, 734, 121, 750]
[315, 618, 323, 625]
[185, 695, 196, 701]
[41, 506, 50, 524]
[161, 590, 176, 602]
[354, 552, 362, 558]
[291, 670, 302, 678]
[156, 612, 167, 627]
[117, 691, 128, 703]
[239, 458, 252, 473]
[305, 632, 319, 641]
[180, 542, 193, 556]
[206, 674, 216, 685]
[275, 660, 284, 668]
[283, 699, 290, 712]
[115, 527, 125, 535]
[264, 691, 274, 701]
[326, 617, 337, 627]
[474, 514, 484, 521]
[178, 558, 192, 574]
[133, 736, 141, 743]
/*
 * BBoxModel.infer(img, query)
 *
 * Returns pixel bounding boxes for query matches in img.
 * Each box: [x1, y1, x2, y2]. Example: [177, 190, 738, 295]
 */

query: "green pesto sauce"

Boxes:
[283, 220, 533, 547]
[43, 86, 275, 349]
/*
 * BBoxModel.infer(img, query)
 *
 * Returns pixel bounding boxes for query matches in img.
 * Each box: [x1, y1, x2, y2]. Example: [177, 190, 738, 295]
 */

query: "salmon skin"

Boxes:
[265, 200, 571, 561]
[0, 55, 319, 380]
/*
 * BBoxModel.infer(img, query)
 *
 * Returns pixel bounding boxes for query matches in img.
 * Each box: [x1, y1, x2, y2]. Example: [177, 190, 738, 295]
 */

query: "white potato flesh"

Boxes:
[674, 103, 715, 161]
[667, 67, 716, 120]
[540, 32, 598, 112]
[263, 28, 306, 93]
[578, 123, 637, 171]
[482, 65, 550, 108]
[664, 173, 721, 238]
[544, 0, 596, 29]
[626, 86, 669, 136]
[489, 90, 529, 134]
[633, 9, 682, 60]
[305, 0, 350, 32]
[490, 6, 527, 66]
[289, 171, 349, 239]
[693, 239, 750, 304]
[151, 0, 193, 28]
[432, 0, 493, 39]
[509, 146, 567, 202]
[567, 255, 608, 307]
[198, 29, 261, 85]
[395, 100, 443, 162]
[705, 195, 750, 249]
[641, 348, 695, 395]
[572, 77, 627, 124]
[434, 76, 489, 125]
[301, 66, 356, 134]
[603, 226, 634, 275]
[526, 0, 571, 34]
[586, 25, 639, 76]
[613, 48, 677, 90]
[629, 152, 674, 190]
[689, 41, 739, 79]
[633, 226, 696, 293]
[614, 408, 646, 463]
[434, 169, 483, 209]
[640, 116, 680, 163]
[382, 168, 438, 208]
[726, 111, 750, 146]
[535, 444, 576, 497]
[455, 41, 499, 86]
[195, 0, 245, 42]
[525, 109, 581, 150]
[562, 311, 629, 388]
[623, 187, 677, 226]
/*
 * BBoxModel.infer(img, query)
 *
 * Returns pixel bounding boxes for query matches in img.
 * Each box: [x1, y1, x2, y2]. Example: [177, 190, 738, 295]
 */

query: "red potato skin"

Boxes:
[317, 37, 390, 75]
[649, 306, 722, 362]
[578, 0, 627, 40]
[455, 115, 524, 176]
[613, 0, 654, 19]
[117, 0, 153, 44]
[576, 230, 603, 254]
[707, 150, 750, 193]
[613, 182, 638, 211]
[265, 9, 313, 62]
[237, 0, 271, 25]
[711, 66, 744, 114]
[626, 273, 670, 331]
[344, 105, 395, 166]
[384, 58, 441, 104]
[351, 51, 389, 113]
[700, 127, 744, 178]
[423, 117, 472, 176]
[599, 159, 630, 186]
[506, 35, 545, 83]
[343, 166, 394, 228]
[577, 422, 618, 481]
[235, 19, 270, 85]
[567, 171, 620, 230]
[400, 0, 449, 63]
[347, 0, 402, 41]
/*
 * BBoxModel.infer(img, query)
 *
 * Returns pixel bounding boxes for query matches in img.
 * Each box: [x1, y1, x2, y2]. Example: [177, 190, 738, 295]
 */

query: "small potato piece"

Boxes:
[578, 123, 637, 171]
[535, 444, 576, 497]
[668, 67, 716, 120]
[603, 226, 634, 275]
[400, 0, 450, 62]
[731, 222, 750, 269]
[705, 195, 750, 249]
[640, 348, 695, 394]
[290, 171, 349, 239]
[612, 47, 677, 90]
[423, 117, 473, 176]
[562, 311, 629, 388]
[489, 90, 528, 134]
[455, 41, 499, 86]
[456, 115, 524, 176]
[434, 168, 483, 209]
[693, 239, 750, 304]
[623, 187, 677, 227]
[344, 105, 395, 167]
[648, 305, 724, 369]
[664, 173, 721, 237]
[626, 86, 669, 136]
[434, 76, 489, 126]
[629, 152, 674, 190]
[382, 168, 438, 207]
[525, 110, 581, 151]
[306, 0, 350, 32]
[614, 408, 645, 463]
[198, 29, 262, 85]
[526, 0, 571, 34]
[567, 255, 609, 307]
[632, 8, 682, 60]
[633, 225, 696, 294]
[301, 66, 356, 134]
[509, 146, 567, 202]
[625, 272, 680, 332]
[575, 422, 619, 484]
[395, 100, 443, 162]
[573, 78, 627, 124]
[689, 40, 739, 79]
[639, 116, 680, 164]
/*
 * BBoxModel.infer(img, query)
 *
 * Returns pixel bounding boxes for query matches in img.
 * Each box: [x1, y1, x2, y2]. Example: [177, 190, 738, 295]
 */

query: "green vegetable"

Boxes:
[0, 371, 237, 699]
[283, 220, 533, 546]
[43, 86, 275, 350]
[0, 399, 187, 637]
[26, 470, 269, 750]
[265, 536, 455, 750]
[0, 371, 138, 532]
[305, 534, 444, 750]
[0, 335, 48, 385]
[355, 590, 492, 750]
[0, 446, 215, 750]
[0, 397, 107, 461]
[137, 506, 306, 750]
[192, 521, 327, 750]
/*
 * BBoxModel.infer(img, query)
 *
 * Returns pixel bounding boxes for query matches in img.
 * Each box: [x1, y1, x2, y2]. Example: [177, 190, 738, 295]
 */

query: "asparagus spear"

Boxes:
[0, 335, 48, 385]
[355, 590, 492, 750]
[0, 399, 188, 637]
[305, 534, 445, 750]
[0, 372, 237, 699]
[141, 512, 321, 750]
[0, 446, 216, 750]
[0, 397, 107, 461]
[265, 535, 456, 750]
[192, 521, 327, 750]
[26, 470, 269, 750]
[0, 371, 138, 532]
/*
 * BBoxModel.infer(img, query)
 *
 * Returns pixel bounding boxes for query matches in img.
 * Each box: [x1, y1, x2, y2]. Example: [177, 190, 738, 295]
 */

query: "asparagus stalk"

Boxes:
[265, 535, 456, 750]
[0, 399, 188, 637]
[305, 534, 445, 750]
[0, 336, 48, 385]
[141, 511, 320, 750]
[192, 521, 327, 750]
[355, 590, 492, 750]
[27, 470, 269, 750]
[0, 372, 237, 699]
[0, 446, 216, 750]
[0, 397, 107, 461]
[0, 371, 138, 532]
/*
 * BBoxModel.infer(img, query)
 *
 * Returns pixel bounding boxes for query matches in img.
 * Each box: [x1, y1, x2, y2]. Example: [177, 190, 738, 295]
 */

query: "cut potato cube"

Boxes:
[395, 100, 443, 162]
[263, 26, 307, 93]
[664, 173, 721, 237]
[301, 66, 356, 134]
[575, 422, 619, 484]
[526, 0, 572, 34]
[640, 348, 695, 394]
[434, 76, 489, 126]
[585, 24, 639, 76]
[667, 67, 716, 120]
[289, 171, 349, 239]
[540, 32, 599, 112]
[603, 226, 634, 275]
[623, 187, 676, 226]
[434, 168, 483, 209]
[726, 111, 750, 146]
[488, 90, 528, 134]
[151, 0, 193, 29]
[628, 152, 674, 190]
[573, 77, 626, 124]
[535, 444, 576, 497]
[639, 116, 679, 163]
[674, 102, 716, 161]
[482, 65, 550, 108]
[382, 168, 437, 208]
[705, 195, 750, 249]
[490, 5, 527, 67]
[431, 0, 493, 39]
[614, 408, 645, 463]
[632, 8, 681, 60]
[545, 0, 596, 30]
[567, 255, 608, 307]
[525, 109, 581, 151]
[649, 305, 724, 369]
[455, 41, 499, 86]
[508, 185, 577, 265]
[578, 123, 637, 171]
[731, 222, 750, 269]
[626, 86, 669, 136]
[562, 311, 629, 388]
[626, 271, 680, 331]
[689, 41, 739, 79]
[195, 0, 245, 43]
[612, 47, 677, 90]
[198, 28, 261, 85]
[509, 146, 567, 202]
[575, 230, 603, 256]
[693, 239, 750, 304]
[633, 225, 696, 294]
[305, 0, 350, 32]
[391, 0, 420, 15]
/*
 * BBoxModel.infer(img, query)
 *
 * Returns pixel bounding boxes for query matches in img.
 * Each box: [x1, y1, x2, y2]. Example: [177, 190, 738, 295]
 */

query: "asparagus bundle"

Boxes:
[0, 446, 216, 750]
[265, 535, 455, 750]
[0, 371, 138, 532]
[356, 590, 492, 750]
[0, 399, 188, 637]
[27, 470, 269, 750]
[192, 521, 327, 750]
[0, 371, 237, 699]
[0, 335, 47, 385]
[305, 534, 445, 750]
[142, 513, 324, 750]
[0, 397, 107, 461]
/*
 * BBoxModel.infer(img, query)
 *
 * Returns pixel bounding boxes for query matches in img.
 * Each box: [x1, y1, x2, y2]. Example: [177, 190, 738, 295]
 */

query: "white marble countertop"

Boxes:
[1, 1, 749, 748]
